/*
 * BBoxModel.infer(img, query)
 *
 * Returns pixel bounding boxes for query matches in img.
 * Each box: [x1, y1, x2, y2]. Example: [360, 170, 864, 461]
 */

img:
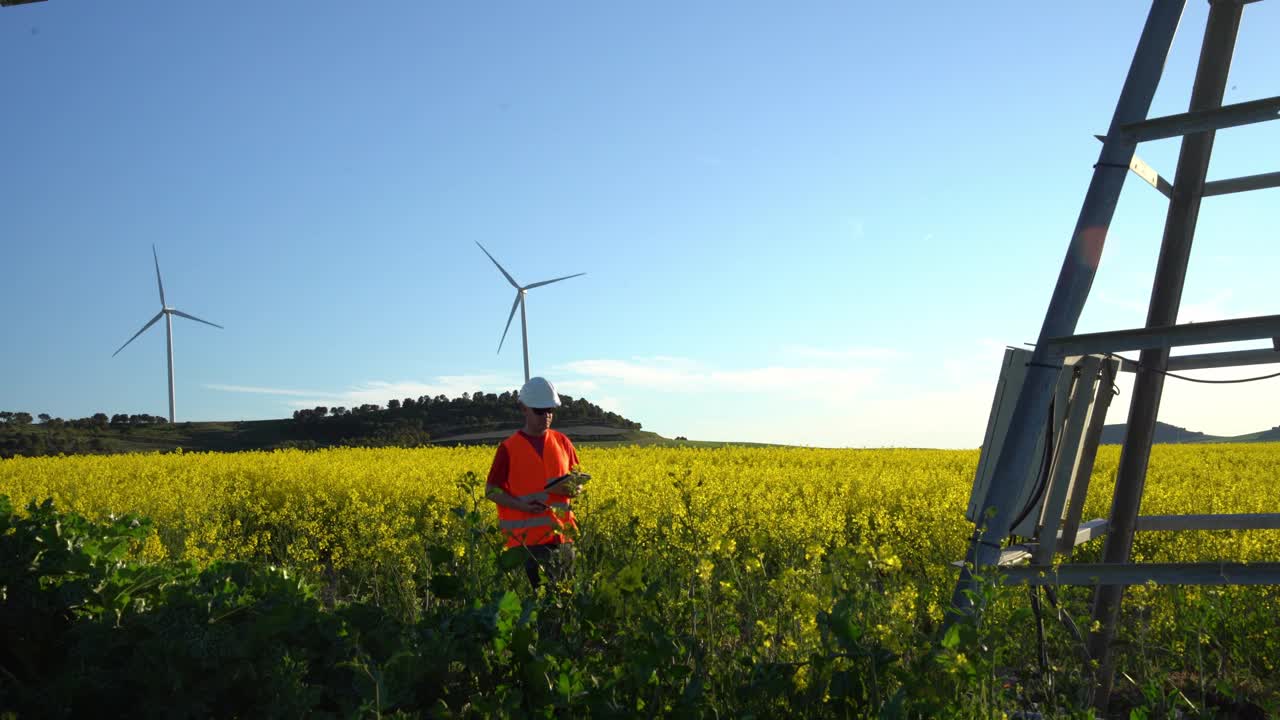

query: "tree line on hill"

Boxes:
[284, 390, 640, 449]
[1, 411, 169, 429]
[0, 393, 640, 458]
[0, 411, 171, 458]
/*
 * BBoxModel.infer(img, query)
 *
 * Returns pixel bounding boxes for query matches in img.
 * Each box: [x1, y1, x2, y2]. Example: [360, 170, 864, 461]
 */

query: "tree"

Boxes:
[387, 399, 401, 411]
[38, 413, 51, 423]
[11, 412, 33, 427]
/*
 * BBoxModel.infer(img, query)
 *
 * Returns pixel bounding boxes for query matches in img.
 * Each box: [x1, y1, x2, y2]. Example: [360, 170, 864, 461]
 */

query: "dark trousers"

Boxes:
[524, 542, 575, 589]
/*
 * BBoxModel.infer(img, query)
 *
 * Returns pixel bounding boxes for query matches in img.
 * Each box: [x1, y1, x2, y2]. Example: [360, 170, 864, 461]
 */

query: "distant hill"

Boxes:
[1099, 421, 1280, 445]
[0, 392, 653, 458]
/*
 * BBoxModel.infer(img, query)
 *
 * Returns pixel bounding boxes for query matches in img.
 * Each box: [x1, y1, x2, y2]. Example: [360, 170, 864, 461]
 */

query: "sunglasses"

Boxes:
[530, 407, 555, 416]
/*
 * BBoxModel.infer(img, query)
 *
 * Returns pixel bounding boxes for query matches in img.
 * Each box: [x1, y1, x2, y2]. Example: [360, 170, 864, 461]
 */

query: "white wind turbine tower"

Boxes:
[476, 242, 585, 383]
[112, 245, 224, 423]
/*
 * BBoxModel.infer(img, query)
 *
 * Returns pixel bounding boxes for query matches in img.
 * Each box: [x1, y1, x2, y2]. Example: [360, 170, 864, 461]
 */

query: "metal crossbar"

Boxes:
[1120, 94, 1280, 142]
[1001, 562, 1280, 586]
[1047, 313, 1280, 357]
[1203, 170, 1280, 196]
[1117, 347, 1280, 372]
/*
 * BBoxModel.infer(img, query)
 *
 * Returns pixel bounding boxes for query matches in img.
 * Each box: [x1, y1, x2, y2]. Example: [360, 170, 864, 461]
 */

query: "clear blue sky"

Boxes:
[4, 1, 1279, 447]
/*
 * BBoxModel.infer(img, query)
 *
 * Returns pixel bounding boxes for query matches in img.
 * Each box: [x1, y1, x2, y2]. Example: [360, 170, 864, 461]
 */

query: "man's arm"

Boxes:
[487, 488, 546, 513]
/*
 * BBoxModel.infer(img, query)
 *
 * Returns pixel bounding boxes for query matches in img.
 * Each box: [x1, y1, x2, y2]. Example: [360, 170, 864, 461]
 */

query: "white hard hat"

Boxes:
[519, 377, 561, 409]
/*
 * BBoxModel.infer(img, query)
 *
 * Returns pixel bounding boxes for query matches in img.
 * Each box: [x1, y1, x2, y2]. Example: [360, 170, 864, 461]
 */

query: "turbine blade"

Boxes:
[475, 242, 520, 289]
[152, 245, 167, 307]
[524, 272, 586, 290]
[170, 309, 224, 329]
[498, 292, 520, 353]
[113, 311, 164, 357]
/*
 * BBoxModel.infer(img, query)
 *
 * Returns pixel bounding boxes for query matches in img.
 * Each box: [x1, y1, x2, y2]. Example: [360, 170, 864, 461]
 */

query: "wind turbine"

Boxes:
[476, 242, 584, 383]
[113, 245, 224, 423]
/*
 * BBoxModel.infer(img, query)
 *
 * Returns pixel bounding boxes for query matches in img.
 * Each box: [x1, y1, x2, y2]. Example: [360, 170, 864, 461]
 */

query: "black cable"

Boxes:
[1030, 585, 1052, 691]
[1165, 368, 1280, 384]
[1009, 392, 1057, 534]
[1043, 586, 1091, 664]
[1109, 352, 1280, 384]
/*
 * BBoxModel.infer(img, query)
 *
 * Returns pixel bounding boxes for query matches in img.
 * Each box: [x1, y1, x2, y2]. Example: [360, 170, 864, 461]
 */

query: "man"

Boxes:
[486, 376, 583, 589]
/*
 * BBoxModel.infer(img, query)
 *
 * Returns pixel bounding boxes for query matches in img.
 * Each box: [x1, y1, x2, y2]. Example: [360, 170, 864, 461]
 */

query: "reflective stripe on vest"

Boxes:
[495, 430, 576, 547]
[511, 490, 571, 512]
[500, 516, 558, 530]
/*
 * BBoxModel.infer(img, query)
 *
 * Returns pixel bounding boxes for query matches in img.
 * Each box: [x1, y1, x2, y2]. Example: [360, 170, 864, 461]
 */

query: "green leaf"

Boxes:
[941, 623, 962, 650]
[429, 574, 462, 599]
[498, 548, 527, 571]
[498, 589, 521, 613]
[557, 672, 572, 697]
[427, 545, 453, 565]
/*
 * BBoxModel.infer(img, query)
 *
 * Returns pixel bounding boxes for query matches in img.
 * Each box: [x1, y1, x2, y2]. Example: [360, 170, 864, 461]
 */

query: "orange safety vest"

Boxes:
[496, 429, 578, 548]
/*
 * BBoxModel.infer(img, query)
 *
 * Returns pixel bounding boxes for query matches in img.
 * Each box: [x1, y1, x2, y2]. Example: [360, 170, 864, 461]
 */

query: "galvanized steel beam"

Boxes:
[1047, 313, 1280, 356]
[1004, 562, 1280, 586]
[949, 0, 1187, 619]
[1120, 94, 1280, 142]
[1090, 0, 1245, 707]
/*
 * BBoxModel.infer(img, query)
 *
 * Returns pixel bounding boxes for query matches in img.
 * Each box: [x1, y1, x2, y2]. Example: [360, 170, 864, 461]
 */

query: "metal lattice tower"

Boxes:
[951, 0, 1280, 709]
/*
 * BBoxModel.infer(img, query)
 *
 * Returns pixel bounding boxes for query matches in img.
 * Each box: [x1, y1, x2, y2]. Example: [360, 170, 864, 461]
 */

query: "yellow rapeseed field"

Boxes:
[4, 444, 1278, 569]
[3, 442, 1280, 677]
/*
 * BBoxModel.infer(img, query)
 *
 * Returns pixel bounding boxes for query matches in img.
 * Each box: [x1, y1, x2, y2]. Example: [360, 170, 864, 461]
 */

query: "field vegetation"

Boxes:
[2, 444, 1278, 717]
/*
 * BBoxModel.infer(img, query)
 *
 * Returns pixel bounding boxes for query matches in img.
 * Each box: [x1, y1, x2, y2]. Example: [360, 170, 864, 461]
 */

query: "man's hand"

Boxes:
[519, 498, 548, 513]
[546, 471, 590, 497]
[553, 479, 583, 497]
[487, 488, 547, 514]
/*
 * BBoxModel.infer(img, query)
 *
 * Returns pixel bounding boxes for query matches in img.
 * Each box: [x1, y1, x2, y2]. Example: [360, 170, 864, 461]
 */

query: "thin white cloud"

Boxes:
[561, 357, 881, 400]
[209, 375, 523, 410]
[780, 344, 906, 361]
[1097, 288, 1247, 327]
[708, 366, 876, 394]
[553, 379, 599, 396]
[1093, 291, 1147, 318]
[556, 342, 1015, 447]
[596, 395, 624, 415]
[205, 339, 1280, 447]
[1177, 289, 1234, 324]
[204, 384, 326, 397]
